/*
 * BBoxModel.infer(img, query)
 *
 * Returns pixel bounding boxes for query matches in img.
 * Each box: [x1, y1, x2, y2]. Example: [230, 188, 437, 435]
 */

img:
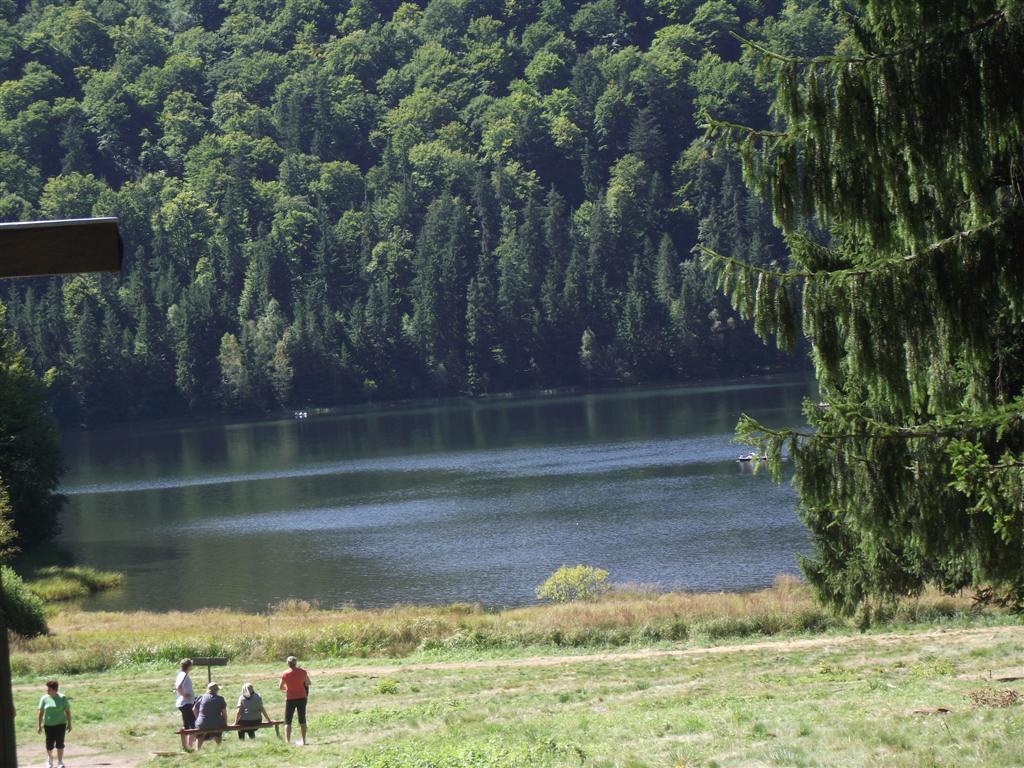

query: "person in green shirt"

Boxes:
[36, 680, 72, 768]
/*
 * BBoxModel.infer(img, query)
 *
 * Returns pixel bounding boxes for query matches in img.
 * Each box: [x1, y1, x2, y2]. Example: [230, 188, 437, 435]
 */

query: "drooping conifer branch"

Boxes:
[736, 403, 1024, 446]
[697, 218, 1005, 283]
[697, 212, 1021, 368]
[729, 11, 1009, 66]
[713, 4, 1024, 254]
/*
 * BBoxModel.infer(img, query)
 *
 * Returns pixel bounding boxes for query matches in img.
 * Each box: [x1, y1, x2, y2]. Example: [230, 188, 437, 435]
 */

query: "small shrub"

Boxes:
[536, 565, 610, 603]
[1, 566, 47, 636]
[701, 616, 759, 640]
[794, 608, 833, 632]
[270, 598, 319, 613]
[374, 678, 399, 695]
[967, 687, 1019, 707]
[666, 618, 690, 640]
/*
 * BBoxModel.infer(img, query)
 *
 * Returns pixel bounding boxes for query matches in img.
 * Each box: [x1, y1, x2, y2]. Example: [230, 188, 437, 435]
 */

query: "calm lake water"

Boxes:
[57, 375, 813, 612]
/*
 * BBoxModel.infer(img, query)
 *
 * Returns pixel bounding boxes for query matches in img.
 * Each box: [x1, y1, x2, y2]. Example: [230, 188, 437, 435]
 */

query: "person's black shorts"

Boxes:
[44, 724, 66, 751]
[179, 703, 196, 729]
[284, 698, 307, 726]
[237, 717, 261, 739]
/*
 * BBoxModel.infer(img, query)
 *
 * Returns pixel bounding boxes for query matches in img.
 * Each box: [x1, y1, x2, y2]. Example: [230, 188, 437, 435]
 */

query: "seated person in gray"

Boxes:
[191, 682, 227, 748]
[234, 683, 271, 739]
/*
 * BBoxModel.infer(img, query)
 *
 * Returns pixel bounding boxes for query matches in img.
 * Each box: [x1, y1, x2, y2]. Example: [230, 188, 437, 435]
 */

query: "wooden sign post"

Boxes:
[0, 217, 123, 768]
[191, 657, 229, 685]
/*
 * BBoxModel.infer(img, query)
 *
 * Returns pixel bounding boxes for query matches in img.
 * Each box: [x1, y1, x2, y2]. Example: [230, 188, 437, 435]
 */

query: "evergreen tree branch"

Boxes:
[736, 404, 1024, 444]
[699, 118, 788, 141]
[696, 218, 1005, 283]
[730, 11, 1008, 67]
[987, 460, 1024, 473]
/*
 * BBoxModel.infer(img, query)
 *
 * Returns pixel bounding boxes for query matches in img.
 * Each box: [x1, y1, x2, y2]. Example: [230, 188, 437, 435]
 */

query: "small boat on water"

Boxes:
[737, 452, 768, 462]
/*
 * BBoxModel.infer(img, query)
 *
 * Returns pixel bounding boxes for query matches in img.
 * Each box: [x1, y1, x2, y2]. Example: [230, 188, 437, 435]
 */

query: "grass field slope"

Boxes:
[10, 581, 1024, 767]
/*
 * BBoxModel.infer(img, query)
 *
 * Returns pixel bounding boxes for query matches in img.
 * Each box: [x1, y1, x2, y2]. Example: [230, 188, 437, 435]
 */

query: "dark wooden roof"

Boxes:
[0, 217, 123, 278]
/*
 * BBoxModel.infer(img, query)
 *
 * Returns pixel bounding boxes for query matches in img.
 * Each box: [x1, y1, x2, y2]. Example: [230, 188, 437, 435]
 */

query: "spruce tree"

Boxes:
[702, 2, 1024, 611]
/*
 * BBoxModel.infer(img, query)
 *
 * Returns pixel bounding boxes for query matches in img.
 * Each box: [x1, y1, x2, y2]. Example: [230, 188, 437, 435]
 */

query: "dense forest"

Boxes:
[0, 0, 839, 424]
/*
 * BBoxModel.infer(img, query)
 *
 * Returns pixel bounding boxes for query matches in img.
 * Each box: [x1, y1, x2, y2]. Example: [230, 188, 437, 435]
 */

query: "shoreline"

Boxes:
[10, 579, 1001, 677]
[55, 369, 814, 435]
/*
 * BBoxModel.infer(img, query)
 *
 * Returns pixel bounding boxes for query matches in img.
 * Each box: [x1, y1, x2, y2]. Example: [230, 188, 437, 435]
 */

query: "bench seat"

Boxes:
[177, 720, 284, 739]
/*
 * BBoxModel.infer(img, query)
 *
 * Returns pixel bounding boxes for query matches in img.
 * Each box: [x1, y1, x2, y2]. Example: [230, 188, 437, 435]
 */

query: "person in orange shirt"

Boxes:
[279, 655, 311, 745]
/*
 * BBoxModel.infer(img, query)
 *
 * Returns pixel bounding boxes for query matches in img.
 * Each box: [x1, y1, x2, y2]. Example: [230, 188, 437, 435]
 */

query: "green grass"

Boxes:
[10, 622, 1024, 767]
[8, 577, 996, 676]
[8, 580, 1024, 766]
[26, 565, 124, 602]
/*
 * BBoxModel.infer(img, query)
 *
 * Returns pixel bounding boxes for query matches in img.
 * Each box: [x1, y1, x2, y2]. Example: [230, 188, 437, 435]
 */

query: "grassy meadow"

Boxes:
[9, 579, 1024, 767]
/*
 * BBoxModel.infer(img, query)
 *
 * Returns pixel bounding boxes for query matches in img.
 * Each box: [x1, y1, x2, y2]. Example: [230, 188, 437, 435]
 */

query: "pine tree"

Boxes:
[217, 332, 247, 410]
[702, 2, 1024, 611]
[617, 246, 664, 380]
[270, 330, 294, 407]
[409, 194, 474, 388]
[495, 210, 533, 382]
[654, 233, 678, 308]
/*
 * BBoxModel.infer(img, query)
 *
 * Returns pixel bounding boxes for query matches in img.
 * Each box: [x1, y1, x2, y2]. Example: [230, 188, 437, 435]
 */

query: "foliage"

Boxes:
[0, 481, 15, 561]
[0, 0, 816, 425]
[702, 1, 1024, 611]
[26, 565, 124, 602]
[0, 302, 65, 548]
[374, 678, 400, 695]
[8, 577, 990, 677]
[535, 564, 610, 603]
[0, 564, 48, 637]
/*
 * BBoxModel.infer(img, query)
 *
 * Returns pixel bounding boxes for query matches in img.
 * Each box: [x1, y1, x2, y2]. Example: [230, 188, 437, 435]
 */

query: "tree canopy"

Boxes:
[703, 1, 1024, 612]
[0, 0, 844, 425]
[0, 302, 64, 550]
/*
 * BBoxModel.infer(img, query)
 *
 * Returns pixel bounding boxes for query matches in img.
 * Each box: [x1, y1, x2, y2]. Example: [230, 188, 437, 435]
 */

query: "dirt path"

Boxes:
[15, 743, 139, 768]
[12, 623, 1022, 695]
[308, 623, 1023, 677]
[13, 624, 1023, 766]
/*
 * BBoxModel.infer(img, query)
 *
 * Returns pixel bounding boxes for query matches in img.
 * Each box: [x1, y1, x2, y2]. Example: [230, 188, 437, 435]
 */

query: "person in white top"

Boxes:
[174, 658, 196, 751]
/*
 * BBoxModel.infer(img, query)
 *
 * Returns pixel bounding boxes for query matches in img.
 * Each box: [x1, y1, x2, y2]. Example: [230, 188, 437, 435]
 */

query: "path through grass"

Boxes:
[12, 623, 1024, 767]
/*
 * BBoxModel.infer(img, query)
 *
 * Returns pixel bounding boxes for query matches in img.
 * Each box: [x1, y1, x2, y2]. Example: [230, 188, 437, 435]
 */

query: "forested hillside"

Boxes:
[0, 0, 837, 424]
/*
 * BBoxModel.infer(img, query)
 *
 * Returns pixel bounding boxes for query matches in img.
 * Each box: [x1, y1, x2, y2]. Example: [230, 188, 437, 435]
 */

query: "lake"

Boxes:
[57, 375, 813, 612]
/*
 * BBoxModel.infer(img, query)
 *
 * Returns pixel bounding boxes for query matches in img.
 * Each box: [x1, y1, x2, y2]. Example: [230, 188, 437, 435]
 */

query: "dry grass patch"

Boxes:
[9, 576, 990, 677]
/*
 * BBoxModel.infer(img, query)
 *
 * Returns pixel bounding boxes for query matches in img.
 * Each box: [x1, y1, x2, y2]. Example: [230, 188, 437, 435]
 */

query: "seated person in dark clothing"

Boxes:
[191, 682, 227, 748]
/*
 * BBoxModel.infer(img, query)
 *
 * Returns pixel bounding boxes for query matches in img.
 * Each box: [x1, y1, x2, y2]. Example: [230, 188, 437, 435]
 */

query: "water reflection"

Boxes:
[59, 375, 812, 611]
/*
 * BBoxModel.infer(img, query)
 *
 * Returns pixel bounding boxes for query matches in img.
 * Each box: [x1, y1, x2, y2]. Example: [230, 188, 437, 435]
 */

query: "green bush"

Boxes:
[1, 565, 47, 636]
[535, 565, 610, 603]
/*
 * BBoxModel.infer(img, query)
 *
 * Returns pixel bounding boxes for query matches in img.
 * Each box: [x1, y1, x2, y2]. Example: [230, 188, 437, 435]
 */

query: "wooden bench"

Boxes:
[177, 720, 284, 740]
